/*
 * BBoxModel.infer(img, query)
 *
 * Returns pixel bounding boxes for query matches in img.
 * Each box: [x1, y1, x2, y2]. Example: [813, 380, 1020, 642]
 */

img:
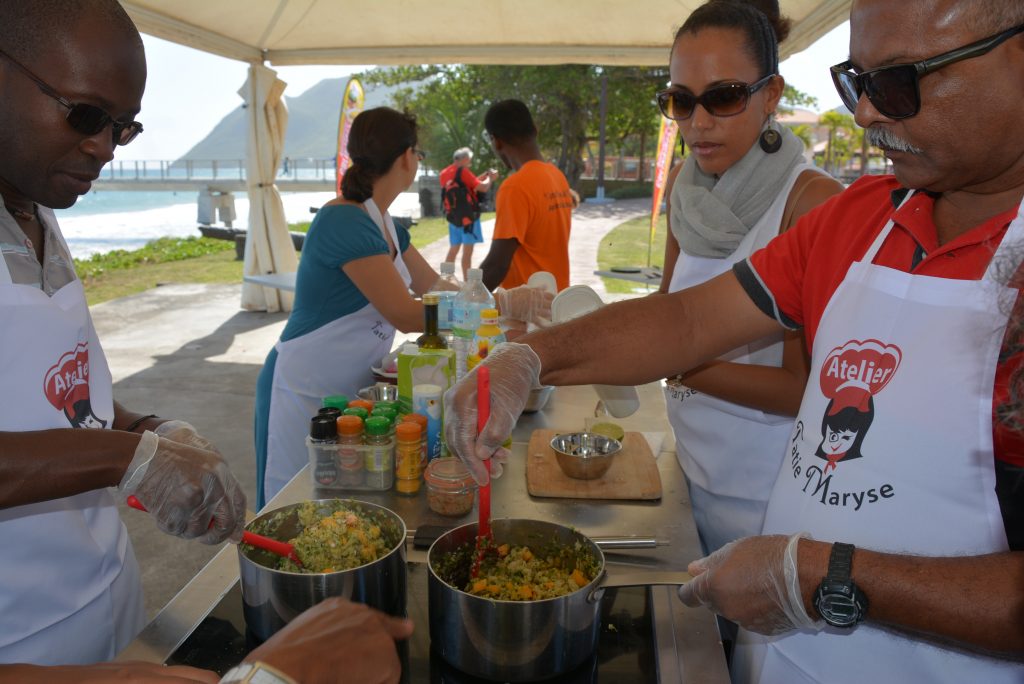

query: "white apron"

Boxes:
[733, 195, 1023, 684]
[0, 212, 143, 664]
[665, 163, 818, 553]
[264, 199, 412, 504]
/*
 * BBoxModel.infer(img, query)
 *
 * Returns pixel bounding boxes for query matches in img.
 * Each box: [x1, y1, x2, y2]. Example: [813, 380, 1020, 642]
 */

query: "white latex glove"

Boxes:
[494, 286, 553, 327]
[154, 419, 219, 454]
[119, 430, 247, 545]
[443, 342, 541, 485]
[677, 533, 823, 636]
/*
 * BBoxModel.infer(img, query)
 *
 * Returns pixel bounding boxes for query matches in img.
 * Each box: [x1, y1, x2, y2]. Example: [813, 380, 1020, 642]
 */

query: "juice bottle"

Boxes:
[467, 308, 506, 371]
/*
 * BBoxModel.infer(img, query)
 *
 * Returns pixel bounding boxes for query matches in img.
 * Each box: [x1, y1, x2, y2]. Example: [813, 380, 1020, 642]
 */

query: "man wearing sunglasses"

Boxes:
[447, 1, 1024, 682]
[0, 0, 253, 677]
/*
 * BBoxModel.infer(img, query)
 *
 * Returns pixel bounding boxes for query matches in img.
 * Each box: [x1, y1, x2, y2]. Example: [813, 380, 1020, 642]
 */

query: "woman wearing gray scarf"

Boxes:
[655, 0, 843, 558]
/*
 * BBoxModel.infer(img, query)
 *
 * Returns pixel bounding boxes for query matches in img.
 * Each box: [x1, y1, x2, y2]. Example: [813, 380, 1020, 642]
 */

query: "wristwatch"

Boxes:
[220, 661, 298, 684]
[813, 542, 869, 628]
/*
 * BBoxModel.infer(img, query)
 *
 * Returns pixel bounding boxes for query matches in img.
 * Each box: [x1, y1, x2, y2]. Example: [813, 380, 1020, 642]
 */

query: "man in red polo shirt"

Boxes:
[445, 1, 1024, 681]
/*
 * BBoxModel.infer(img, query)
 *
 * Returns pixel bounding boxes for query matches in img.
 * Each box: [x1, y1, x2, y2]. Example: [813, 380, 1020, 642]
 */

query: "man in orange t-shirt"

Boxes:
[479, 99, 573, 291]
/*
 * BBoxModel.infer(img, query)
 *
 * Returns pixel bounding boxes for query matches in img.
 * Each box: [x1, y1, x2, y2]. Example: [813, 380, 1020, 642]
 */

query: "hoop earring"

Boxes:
[759, 127, 782, 154]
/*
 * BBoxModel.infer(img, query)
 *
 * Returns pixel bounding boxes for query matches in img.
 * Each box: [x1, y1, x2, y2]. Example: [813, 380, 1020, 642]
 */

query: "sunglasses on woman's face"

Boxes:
[0, 48, 143, 146]
[831, 22, 1024, 120]
[656, 74, 775, 121]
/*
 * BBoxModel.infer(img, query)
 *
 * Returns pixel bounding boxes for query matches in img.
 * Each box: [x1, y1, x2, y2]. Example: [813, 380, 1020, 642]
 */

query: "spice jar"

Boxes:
[347, 399, 374, 413]
[363, 416, 394, 490]
[401, 413, 429, 470]
[370, 406, 399, 426]
[424, 457, 477, 517]
[321, 395, 349, 411]
[375, 400, 401, 414]
[336, 414, 364, 486]
[394, 421, 422, 495]
[342, 406, 369, 421]
[308, 414, 338, 487]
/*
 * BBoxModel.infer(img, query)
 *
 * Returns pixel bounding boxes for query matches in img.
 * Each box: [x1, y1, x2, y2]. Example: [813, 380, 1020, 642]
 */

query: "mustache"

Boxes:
[866, 127, 923, 154]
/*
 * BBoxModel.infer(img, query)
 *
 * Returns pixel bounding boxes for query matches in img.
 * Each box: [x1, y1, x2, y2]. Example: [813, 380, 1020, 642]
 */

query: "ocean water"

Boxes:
[54, 189, 423, 260]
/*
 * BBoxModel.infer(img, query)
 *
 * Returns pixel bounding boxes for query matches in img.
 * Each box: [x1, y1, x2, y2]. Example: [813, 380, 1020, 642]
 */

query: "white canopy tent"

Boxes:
[121, 0, 852, 312]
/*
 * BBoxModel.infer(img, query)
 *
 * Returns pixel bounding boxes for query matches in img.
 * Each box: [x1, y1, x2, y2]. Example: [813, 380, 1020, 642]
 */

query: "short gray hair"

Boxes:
[453, 147, 473, 161]
[958, 0, 1024, 35]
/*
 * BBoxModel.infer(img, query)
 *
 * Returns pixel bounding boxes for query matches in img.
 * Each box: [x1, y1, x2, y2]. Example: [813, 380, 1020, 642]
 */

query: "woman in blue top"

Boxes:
[257, 108, 553, 506]
[255, 108, 446, 506]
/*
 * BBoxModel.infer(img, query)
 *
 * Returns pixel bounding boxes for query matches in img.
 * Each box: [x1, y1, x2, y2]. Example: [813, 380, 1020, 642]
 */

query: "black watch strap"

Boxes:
[826, 542, 855, 581]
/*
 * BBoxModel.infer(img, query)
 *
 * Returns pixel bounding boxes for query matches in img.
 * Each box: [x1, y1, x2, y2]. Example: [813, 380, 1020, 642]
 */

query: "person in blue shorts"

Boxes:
[441, 147, 496, 279]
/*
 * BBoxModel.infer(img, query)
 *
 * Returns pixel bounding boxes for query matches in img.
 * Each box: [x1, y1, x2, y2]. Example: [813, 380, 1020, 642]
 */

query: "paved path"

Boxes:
[416, 197, 650, 297]
[92, 197, 652, 619]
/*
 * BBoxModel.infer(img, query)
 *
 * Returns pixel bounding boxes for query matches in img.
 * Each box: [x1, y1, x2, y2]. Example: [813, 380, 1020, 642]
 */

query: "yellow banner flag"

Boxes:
[335, 77, 366, 196]
[648, 117, 679, 265]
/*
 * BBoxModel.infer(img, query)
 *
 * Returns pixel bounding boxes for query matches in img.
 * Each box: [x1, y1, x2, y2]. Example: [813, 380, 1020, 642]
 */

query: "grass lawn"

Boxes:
[79, 212, 493, 306]
[595, 214, 668, 295]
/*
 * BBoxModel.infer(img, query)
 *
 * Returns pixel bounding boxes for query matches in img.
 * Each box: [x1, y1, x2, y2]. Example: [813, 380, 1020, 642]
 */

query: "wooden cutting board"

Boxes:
[526, 429, 662, 500]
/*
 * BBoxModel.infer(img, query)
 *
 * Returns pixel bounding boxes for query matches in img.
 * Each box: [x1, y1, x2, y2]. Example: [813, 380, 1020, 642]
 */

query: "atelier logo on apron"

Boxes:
[43, 341, 106, 429]
[788, 338, 902, 511]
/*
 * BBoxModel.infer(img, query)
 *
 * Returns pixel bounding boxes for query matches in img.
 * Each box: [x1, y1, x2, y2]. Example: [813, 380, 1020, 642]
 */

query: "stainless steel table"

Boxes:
[117, 382, 728, 683]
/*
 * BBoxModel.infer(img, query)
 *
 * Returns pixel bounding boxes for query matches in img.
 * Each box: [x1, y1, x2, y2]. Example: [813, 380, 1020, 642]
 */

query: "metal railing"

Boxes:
[101, 157, 337, 182]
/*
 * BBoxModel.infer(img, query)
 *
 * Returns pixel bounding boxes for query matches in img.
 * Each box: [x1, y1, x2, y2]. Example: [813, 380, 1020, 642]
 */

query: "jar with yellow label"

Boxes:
[394, 421, 423, 495]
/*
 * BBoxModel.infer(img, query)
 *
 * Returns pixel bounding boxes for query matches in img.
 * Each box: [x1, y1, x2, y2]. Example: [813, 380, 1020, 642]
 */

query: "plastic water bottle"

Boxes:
[428, 262, 462, 333]
[451, 268, 495, 380]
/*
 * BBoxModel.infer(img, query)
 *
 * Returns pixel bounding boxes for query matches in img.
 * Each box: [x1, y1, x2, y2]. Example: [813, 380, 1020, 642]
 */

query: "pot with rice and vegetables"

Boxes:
[428, 518, 692, 682]
[238, 499, 406, 641]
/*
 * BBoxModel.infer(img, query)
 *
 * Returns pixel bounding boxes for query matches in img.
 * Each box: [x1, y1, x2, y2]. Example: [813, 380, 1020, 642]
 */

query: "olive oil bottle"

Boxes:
[416, 293, 448, 350]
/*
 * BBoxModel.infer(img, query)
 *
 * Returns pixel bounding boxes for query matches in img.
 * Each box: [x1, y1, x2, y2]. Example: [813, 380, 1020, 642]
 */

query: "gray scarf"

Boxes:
[671, 121, 805, 258]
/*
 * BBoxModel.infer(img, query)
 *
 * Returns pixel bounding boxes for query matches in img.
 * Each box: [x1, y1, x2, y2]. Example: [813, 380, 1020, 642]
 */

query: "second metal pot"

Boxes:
[239, 498, 407, 642]
[427, 518, 688, 682]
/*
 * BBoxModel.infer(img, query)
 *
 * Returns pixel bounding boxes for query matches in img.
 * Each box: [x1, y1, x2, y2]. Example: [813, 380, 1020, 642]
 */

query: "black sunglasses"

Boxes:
[0, 48, 143, 146]
[656, 74, 775, 121]
[831, 23, 1024, 120]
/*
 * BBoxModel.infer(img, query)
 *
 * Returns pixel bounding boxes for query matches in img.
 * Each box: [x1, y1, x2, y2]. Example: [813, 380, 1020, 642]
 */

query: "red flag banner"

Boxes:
[648, 117, 678, 265]
[335, 77, 365, 196]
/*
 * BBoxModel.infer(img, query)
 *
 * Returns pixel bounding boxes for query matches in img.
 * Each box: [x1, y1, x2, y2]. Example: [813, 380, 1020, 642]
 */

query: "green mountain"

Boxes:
[178, 77, 404, 161]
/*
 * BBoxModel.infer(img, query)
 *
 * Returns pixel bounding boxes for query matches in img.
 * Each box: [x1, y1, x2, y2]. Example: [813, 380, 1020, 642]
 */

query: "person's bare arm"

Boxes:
[682, 536, 1024, 659]
[0, 428, 140, 509]
[400, 244, 442, 296]
[0, 662, 220, 683]
[474, 173, 494, 194]
[527, 270, 783, 387]
[660, 168, 838, 414]
[674, 329, 809, 415]
[480, 238, 519, 291]
[800, 544, 1024, 658]
[657, 163, 684, 294]
[343, 255, 424, 333]
[112, 401, 163, 434]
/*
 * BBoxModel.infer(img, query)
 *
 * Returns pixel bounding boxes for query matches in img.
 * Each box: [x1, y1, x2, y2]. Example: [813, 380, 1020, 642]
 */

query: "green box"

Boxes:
[397, 347, 456, 413]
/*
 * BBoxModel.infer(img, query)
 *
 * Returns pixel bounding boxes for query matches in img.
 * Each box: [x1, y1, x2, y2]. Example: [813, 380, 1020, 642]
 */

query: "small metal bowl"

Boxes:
[523, 385, 555, 413]
[358, 383, 400, 402]
[550, 432, 621, 480]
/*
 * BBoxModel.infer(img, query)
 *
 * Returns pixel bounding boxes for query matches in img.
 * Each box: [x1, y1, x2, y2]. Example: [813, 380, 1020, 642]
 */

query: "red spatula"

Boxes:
[126, 495, 302, 567]
[471, 366, 493, 577]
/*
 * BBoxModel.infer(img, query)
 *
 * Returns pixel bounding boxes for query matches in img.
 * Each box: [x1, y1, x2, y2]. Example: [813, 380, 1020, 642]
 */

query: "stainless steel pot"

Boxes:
[427, 518, 689, 682]
[239, 499, 407, 642]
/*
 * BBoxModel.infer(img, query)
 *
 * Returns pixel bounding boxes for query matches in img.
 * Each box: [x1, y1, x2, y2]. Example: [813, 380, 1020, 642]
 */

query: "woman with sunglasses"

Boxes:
[656, 0, 843, 556]
[254, 107, 547, 506]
